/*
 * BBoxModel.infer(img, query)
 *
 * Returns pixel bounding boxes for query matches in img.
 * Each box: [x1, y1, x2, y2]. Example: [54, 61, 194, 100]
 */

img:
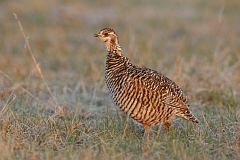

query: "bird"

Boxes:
[94, 28, 198, 137]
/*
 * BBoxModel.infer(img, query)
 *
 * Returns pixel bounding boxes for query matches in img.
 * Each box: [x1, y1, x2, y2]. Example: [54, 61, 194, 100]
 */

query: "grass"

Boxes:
[0, 0, 240, 159]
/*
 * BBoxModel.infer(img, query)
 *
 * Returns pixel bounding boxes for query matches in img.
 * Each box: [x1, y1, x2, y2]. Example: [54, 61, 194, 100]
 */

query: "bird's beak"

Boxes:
[94, 33, 99, 37]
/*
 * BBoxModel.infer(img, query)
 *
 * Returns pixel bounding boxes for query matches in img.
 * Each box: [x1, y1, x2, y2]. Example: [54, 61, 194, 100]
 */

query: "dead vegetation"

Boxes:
[0, 0, 239, 159]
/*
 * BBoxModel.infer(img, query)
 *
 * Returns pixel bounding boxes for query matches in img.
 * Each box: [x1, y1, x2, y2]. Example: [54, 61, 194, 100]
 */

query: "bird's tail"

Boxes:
[188, 113, 199, 124]
[182, 111, 199, 124]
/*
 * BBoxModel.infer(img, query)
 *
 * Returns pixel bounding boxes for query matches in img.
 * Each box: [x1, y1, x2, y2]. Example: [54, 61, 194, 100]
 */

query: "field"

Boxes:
[0, 0, 240, 159]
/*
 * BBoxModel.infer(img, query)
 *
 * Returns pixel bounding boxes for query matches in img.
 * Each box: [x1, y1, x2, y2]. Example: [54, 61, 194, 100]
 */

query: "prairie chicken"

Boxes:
[94, 28, 198, 136]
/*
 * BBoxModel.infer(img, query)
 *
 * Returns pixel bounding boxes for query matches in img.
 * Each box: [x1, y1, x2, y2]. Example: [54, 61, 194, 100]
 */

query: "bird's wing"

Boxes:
[127, 66, 189, 109]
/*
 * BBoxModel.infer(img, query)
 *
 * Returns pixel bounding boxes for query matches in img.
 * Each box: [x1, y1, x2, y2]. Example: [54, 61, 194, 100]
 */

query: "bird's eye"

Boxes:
[185, 110, 190, 114]
[104, 33, 109, 36]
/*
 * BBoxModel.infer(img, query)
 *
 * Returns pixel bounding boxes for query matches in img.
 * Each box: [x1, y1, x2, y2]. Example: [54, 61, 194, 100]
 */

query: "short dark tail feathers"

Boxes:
[188, 113, 199, 124]
[181, 111, 199, 124]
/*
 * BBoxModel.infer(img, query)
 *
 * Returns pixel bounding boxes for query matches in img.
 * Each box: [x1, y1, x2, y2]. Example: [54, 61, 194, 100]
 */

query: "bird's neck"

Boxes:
[105, 39, 122, 56]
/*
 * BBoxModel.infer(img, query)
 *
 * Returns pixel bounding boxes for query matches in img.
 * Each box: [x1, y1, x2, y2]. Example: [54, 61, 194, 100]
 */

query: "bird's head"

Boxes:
[94, 28, 118, 45]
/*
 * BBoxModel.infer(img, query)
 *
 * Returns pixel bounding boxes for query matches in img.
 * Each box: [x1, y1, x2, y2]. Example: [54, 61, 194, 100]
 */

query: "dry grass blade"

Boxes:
[12, 13, 61, 113]
[0, 92, 16, 116]
[0, 70, 52, 108]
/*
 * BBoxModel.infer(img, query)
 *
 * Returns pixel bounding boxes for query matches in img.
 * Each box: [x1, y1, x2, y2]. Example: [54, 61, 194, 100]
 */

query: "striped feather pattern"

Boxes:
[105, 52, 197, 127]
[95, 27, 198, 130]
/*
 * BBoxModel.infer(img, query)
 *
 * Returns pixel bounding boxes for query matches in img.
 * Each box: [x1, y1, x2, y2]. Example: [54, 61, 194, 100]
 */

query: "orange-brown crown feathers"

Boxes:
[94, 28, 122, 54]
[94, 28, 118, 43]
[94, 28, 117, 38]
[100, 28, 116, 34]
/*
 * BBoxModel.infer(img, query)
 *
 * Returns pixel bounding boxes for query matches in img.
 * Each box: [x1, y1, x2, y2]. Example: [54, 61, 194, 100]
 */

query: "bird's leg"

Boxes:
[122, 117, 129, 139]
[143, 124, 150, 142]
[163, 122, 171, 132]
[142, 124, 151, 154]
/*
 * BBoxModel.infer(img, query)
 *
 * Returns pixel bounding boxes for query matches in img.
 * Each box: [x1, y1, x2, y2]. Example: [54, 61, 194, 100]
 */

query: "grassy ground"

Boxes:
[0, 0, 240, 159]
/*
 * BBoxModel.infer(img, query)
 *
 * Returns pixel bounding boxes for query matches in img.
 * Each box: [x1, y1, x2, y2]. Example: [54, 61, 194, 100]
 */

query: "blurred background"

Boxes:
[0, 0, 240, 159]
[1, 0, 239, 110]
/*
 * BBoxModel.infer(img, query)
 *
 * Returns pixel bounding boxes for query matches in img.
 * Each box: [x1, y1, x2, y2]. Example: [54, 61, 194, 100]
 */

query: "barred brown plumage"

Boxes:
[95, 28, 199, 136]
